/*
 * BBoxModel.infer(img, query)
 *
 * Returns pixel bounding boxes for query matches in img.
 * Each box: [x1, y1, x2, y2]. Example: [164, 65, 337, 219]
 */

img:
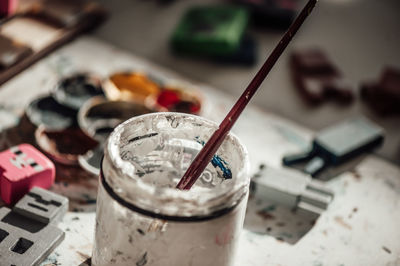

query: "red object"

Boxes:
[290, 48, 354, 105]
[35, 127, 99, 165]
[0, 0, 18, 17]
[176, 0, 318, 190]
[361, 67, 400, 115]
[157, 90, 180, 108]
[156, 89, 202, 115]
[0, 144, 55, 205]
[189, 101, 201, 114]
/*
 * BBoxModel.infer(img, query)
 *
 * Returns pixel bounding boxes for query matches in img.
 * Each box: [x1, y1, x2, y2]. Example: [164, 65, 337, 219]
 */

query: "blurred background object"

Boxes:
[0, 0, 399, 163]
[93, 0, 400, 164]
[290, 48, 354, 105]
[0, 0, 107, 85]
[283, 117, 384, 177]
[0, 0, 18, 18]
[360, 66, 400, 116]
[233, 0, 297, 30]
[171, 6, 249, 56]
[170, 5, 257, 65]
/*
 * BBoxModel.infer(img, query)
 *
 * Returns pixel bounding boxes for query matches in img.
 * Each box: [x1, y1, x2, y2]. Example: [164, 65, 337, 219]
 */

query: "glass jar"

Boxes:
[92, 112, 250, 266]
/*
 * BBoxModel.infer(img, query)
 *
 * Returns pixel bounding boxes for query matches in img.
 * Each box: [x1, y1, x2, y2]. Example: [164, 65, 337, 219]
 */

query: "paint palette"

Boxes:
[104, 72, 204, 115]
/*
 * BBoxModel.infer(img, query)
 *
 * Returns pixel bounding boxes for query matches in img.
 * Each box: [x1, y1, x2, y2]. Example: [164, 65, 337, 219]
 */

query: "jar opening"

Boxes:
[103, 112, 250, 217]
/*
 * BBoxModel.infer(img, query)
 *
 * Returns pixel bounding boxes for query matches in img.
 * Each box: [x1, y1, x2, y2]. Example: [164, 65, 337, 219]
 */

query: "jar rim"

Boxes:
[100, 166, 247, 222]
[104, 112, 250, 217]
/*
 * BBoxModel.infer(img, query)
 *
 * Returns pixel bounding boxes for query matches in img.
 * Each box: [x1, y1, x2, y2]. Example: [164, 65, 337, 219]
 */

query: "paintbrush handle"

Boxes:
[177, 0, 318, 190]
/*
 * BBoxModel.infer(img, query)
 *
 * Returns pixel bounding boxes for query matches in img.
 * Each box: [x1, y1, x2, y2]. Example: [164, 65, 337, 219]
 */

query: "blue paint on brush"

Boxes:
[195, 137, 232, 180]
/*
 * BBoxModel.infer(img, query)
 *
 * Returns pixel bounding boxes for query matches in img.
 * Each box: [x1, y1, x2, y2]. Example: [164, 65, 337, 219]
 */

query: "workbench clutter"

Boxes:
[0, 69, 204, 193]
[0, 0, 107, 85]
[288, 47, 400, 113]
[0, 0, 398, 264]
[0, 34, 398, 266]
[247, 117, 384, 242]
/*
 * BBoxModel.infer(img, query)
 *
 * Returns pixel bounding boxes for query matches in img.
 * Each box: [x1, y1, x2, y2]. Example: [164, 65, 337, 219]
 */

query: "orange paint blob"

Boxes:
[108, 72, 161, 102]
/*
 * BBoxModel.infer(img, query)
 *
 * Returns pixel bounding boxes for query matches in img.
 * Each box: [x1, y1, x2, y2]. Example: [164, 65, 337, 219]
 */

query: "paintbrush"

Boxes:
[176, 0, 318, 190]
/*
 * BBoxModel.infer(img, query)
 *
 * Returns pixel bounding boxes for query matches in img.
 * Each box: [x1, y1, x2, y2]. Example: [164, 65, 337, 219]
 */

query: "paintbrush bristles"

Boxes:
[176, 0, 318, 190]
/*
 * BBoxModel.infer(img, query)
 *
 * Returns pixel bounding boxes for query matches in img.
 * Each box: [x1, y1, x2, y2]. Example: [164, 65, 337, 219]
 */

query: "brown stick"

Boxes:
[176, 0, 318, 190]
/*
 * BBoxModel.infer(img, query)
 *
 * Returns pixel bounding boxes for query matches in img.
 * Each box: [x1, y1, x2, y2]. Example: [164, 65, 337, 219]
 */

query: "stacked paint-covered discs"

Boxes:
[26, 96, 77, 130]
[77, 96, 154, 174]
[103, 71, 204, 115]
[26, 71, 204, 175]
[26, 73, 103, 165]
[53, 73, 104, 110]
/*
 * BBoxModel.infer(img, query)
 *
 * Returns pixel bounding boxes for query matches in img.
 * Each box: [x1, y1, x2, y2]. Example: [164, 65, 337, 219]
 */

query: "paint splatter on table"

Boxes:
[0, 37, 399, 266]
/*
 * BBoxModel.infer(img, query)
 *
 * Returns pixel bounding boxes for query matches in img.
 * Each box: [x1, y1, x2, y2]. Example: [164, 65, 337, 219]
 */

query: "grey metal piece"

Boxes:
[304, 156, 326, 176]
[315, 117, 384, 160]
[252, 167, 334, 216]
[13, 187, 69, 224]
[296, 201, 324, 218]
[283, 117, 384, 176]
[0, 207, 65, 266]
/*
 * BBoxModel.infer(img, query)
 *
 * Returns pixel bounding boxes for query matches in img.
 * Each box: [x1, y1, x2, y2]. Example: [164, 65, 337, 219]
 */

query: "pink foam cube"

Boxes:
[0, 0, 18, 16]
[0, 144, 55, 205]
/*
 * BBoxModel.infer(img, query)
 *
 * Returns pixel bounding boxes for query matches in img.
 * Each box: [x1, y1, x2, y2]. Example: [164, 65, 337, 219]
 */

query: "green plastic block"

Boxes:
[171, 6, 249, 56]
